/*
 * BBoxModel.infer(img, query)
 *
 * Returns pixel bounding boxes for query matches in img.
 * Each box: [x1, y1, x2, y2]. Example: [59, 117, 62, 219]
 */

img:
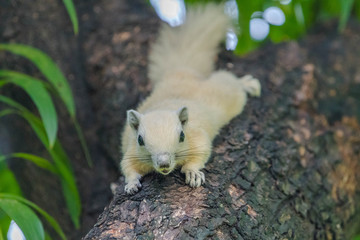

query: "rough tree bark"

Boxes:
[84, 2, 360, 240]
[1, 0, 360, 239]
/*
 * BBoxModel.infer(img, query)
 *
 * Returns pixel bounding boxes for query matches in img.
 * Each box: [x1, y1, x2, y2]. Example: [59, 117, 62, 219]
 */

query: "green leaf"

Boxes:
[0, 226, 4, 240]
[45, 232, 53, 240]
[356, 0, 360, 20]
[234, 0, 263, 55]
[267, 2, 307, 43]
[61, 178, 81, 228]
[0, 194, 66, 240]
[0, 95, 28, 112]
[8, 153, 58, 175]
[338, 0, 355, 31]
[0, 44, 75, 118]
[353, 235, 360, 240]
[0, 44, 92, 165]
[0, 71, 58, 147]
[0, 95, 49, 146]
[0, 81, 7, 88]
[0, 109, 17, 118]
[0, 214, 10, 240]
[0, 199, 45, 240]
[0, 158, 22, 240]
[320, 0, 342, 16]
[20, 113, 81, 228]
[49, 142, 80, 228]
[0, 96, 81, 228]
[62, 0, 79, 35]
[74, 120, 92, 167]
[0, 162, 22, 196]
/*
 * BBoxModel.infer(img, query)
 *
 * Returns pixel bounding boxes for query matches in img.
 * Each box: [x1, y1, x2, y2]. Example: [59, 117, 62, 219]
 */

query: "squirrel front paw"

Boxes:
[184, 169, 205, 187]
[124, 179, 142, 195]
[240, 75, 261, 97]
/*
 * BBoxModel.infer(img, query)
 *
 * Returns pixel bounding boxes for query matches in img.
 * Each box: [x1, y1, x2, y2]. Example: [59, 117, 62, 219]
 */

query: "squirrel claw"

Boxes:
[124, 180, 142, 195]
[184, 170, 205, 188]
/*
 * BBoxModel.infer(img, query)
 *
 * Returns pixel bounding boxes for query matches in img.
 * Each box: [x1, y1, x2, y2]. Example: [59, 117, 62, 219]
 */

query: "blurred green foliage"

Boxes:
[0, 193, 66, 240]
[62, 0, 79, 34]
[0, 45, 80, 239]
[185, 0, 360, 55]
[234, 0, 358, 54]
[0, 159, 21, 238]
[0, 45, 82, 230]
[0, 0, 81, 238]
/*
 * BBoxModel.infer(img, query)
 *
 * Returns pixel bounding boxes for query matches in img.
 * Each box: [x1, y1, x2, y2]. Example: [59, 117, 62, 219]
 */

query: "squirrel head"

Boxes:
[127, 107, 188, 175]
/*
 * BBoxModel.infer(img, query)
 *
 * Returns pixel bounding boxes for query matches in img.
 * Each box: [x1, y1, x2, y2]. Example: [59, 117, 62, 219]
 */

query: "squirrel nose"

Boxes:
[159, 163, 170, 168]
[156, 153, 171, 168]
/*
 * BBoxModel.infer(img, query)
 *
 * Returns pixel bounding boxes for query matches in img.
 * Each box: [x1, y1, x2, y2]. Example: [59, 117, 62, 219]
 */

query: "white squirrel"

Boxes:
[120, 3, 261, 194]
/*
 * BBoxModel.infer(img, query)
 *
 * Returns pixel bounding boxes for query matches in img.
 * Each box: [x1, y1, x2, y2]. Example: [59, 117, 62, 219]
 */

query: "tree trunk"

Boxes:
[84, 2, 360, 240]
[1, 0, 360, 239]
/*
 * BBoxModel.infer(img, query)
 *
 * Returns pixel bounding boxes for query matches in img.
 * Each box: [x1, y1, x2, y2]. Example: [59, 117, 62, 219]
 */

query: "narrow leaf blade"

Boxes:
[9, 153, 58, 175]
[0, 70, 58, 147]
[61, 179, 81, 228]
[62, 0, 79, 34]
[21, 113, 82, 228]
[339, 0, 355, 31]
[0, 227, 4, 240]
[0, 96, 81, 227]
[74, 119, 92, 166]
[0, 95, 49, 147]
[0, 44, 75, 117]
[0, 194, 66, 240]
[0, 199, 45, 240]
[0, 109, 17, 118]
[49, 149, 81, 228]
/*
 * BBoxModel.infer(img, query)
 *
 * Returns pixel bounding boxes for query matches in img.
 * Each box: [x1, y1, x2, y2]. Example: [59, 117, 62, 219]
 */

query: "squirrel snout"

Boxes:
[156, 153, 171, 166]
[153, 153, 174, 174]
[159, 162, 170, 169]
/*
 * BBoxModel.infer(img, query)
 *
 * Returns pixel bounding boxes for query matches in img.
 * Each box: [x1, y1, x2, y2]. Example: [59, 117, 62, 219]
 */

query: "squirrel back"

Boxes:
[148, 3, 230, 84]
[121, 3, 261, 194]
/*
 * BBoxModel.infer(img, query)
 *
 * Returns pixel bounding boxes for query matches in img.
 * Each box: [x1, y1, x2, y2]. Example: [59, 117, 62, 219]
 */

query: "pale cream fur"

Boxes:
[120, 4, 261, 194]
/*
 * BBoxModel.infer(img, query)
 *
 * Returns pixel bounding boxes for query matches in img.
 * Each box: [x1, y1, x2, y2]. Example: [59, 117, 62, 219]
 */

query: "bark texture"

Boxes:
[84, 2, 360, 240]
[1, 0, 360, 239]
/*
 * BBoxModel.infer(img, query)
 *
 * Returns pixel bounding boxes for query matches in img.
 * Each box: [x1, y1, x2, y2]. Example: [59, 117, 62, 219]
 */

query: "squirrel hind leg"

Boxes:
[239, 75, 261, 97]
[208, 71, 261, 97]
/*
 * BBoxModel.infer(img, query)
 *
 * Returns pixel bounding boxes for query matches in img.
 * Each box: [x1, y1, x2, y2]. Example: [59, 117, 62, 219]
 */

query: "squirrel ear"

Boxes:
[177, 107, 188, 126]
[127, 110, 142, 130]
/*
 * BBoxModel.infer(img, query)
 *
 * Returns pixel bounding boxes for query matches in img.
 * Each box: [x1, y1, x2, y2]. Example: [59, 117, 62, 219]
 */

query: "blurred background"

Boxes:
[0, 0, 360, 239]
[151, 0, 360, 54]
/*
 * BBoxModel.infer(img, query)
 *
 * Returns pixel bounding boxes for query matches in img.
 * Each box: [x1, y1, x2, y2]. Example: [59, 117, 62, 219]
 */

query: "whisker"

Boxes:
[176, 150, 209, 155]
[125, 154, 151, 158]
[176, 152, 208, 156]
[175, 152, 209, 159]
[123, 156, 151, 160]
[122, 156, 152, 162]
[176, 145, 207, 154]
[176, 154, 208, 158]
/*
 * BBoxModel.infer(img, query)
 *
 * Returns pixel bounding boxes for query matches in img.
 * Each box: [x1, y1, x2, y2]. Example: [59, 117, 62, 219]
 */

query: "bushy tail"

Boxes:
[149, 3, 230, 84]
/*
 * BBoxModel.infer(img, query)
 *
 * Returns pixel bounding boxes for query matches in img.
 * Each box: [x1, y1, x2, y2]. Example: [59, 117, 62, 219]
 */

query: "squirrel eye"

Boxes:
[138, 135, 145, 146]
[179, 131, 185, 142]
